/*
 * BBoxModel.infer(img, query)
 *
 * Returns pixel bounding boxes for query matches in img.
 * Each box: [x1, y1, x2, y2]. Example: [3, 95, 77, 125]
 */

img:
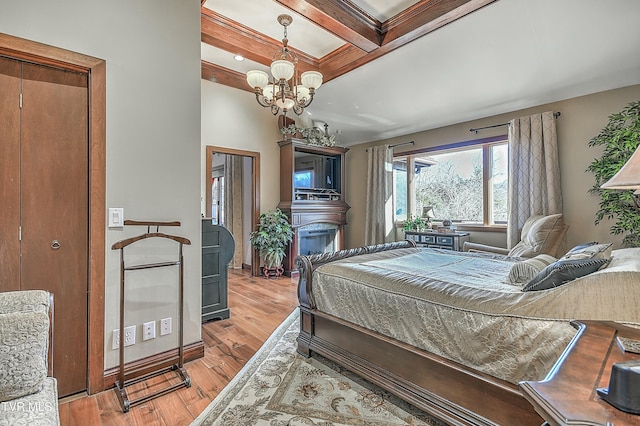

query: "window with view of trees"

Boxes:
[393, 138, 508, 226]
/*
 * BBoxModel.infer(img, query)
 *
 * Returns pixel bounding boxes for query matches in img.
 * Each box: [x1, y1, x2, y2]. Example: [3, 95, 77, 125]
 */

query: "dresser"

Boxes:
[404, 230, 470, 251]
[201, 219, 234, 322]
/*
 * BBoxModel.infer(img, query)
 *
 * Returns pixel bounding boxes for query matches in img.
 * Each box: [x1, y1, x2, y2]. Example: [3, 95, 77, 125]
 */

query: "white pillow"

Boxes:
[507, 254, 557, 285]
[561, 242, 612, 261]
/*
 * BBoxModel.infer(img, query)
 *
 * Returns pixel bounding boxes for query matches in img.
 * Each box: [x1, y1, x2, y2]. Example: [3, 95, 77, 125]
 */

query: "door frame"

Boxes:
[0, 33, 106, 394]
[205, 146, 260, 276]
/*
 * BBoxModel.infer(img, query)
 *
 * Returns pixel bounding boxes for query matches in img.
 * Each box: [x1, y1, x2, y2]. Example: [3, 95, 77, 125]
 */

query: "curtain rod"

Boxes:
[390, 140, 414, 149]
[366, 141, 414, 152]
[469, 112, 561, 134]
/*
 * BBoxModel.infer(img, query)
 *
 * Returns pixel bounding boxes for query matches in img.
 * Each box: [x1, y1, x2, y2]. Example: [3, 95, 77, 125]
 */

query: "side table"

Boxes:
[520, 320, 640, 426]
[404, 230, 470, 251]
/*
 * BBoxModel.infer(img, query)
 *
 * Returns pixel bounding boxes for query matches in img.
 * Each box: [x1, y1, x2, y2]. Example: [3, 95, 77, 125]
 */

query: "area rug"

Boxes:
[192, 309, 447, 426]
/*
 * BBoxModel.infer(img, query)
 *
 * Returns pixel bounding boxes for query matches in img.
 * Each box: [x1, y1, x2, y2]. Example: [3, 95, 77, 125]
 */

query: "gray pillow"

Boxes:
[0, 310, 49, 402]
[522, 258, 610, 292]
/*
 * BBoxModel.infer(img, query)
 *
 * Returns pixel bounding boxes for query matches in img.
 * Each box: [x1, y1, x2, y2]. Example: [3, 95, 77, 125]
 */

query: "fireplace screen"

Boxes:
[297, 223, 338, 256]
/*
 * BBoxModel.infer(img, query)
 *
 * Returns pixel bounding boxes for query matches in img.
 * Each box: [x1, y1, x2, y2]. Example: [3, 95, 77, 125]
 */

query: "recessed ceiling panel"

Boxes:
[203, 0, 345, 58]
[348, 0, 422, 21]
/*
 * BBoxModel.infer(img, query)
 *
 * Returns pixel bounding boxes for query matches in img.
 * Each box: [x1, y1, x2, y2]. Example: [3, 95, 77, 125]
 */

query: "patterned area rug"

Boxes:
[192, 310, 447, 426]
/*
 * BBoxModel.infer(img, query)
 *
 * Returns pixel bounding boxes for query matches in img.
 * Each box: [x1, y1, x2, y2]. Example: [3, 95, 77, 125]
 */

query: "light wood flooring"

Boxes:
[58, 268, 299, 426]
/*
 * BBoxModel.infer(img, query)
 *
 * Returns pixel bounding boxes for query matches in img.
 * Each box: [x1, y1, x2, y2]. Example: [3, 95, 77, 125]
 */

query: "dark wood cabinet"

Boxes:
[201, 219, 234, 322]
[277, 139, 350, 275]
[404, 230, 470, 251]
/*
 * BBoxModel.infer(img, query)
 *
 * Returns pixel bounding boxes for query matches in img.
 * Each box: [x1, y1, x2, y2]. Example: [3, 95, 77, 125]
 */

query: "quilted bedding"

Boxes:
[311, 247, 640, 383]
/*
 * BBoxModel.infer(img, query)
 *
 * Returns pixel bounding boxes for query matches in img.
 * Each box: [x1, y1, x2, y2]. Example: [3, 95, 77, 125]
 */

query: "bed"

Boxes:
[295, 240, 640, 426]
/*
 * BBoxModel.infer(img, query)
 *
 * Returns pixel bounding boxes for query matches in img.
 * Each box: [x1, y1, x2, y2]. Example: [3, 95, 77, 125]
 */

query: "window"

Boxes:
[394, 136, 508, 226]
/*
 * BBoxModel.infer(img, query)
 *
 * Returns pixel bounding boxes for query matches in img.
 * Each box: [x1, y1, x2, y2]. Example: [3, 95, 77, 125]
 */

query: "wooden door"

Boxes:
[0, 59, 89, 397]
[0, 57, 21, 289]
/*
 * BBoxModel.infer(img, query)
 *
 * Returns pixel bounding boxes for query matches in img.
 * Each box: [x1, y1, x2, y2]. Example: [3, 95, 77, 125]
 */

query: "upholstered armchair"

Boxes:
[0, 290, 60, 425]
[463, 214, 568, 258]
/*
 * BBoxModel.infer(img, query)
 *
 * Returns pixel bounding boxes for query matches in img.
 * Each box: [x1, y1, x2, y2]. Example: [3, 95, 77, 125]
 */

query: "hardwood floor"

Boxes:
[58, 268, 299, 426]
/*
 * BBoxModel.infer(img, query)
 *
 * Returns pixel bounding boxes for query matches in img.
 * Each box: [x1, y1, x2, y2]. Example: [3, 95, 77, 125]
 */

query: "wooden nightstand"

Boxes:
[520, 321, 640, 426]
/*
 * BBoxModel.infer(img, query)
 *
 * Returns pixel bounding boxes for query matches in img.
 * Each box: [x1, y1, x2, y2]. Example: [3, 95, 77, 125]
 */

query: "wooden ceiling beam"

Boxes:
[318, 0, 497, 81]
[275, 0, 381, 53]
[201, 0, 498, 88]
[201, 8, 320, 71]
[201, 61, 252, 93]
[381, 0, 497, 48]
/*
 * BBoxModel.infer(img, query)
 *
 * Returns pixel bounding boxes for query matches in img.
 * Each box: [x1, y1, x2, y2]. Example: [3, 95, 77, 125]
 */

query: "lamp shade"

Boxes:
[301, 71, 323, 89]
[246, 70, 269, 89]
[275, 97, 295, 110]
[601, 145, 640, 190]
[262, 85, 275, 101]
[270, 59, 295, 81]
[295, 85, 310, 103]
[422, 206, 435, 219]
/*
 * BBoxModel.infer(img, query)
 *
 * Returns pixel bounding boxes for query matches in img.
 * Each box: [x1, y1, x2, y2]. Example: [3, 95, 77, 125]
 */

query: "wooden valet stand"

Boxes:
[111, 220, 191, 413]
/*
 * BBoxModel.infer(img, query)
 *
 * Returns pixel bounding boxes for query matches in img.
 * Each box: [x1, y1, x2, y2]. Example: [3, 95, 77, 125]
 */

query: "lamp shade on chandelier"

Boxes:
[246, 14, 323, 116]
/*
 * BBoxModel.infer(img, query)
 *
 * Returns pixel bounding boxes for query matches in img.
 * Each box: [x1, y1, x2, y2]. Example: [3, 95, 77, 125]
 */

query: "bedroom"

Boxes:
[0, 0, 639, 425]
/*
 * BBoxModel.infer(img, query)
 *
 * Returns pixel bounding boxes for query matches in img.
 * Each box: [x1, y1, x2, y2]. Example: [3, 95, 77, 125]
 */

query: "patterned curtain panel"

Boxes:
[224, 155, 244, 268]
[364, 145, 394, 245]
[507, 111, 563, 248]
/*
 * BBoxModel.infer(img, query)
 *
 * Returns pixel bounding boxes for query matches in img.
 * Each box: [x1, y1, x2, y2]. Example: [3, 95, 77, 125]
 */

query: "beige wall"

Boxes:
[345, 84, 640, 250]
[1, 0, 202, 369]
[201, 80, 282, 214]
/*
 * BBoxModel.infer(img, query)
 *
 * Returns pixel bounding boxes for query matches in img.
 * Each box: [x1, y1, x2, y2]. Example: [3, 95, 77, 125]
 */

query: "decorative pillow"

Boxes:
[0, 310, 49, 402]
[507, 214, 567, 258]
[522, 258, 610, 292]
[507, 254, 557, 285]
[565, 241, 599, 253]
[561, 242, 613, 261]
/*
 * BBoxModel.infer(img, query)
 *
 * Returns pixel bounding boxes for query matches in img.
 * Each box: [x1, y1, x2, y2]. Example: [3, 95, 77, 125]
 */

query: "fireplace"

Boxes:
[298, 224, 338, 256]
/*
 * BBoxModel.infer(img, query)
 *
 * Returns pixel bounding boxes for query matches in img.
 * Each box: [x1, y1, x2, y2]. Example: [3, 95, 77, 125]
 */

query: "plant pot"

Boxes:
[262, 265, 284, 279]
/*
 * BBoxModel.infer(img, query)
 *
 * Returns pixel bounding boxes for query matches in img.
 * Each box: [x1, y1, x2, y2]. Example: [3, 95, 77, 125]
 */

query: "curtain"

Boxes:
[224, 155, 244, 269]
[507, 111, 563, 248]
[364, 145, 394, 245]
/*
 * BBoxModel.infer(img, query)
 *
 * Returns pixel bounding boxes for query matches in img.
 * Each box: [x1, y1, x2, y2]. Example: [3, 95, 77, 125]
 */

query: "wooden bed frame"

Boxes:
[295, 241, 544, 426]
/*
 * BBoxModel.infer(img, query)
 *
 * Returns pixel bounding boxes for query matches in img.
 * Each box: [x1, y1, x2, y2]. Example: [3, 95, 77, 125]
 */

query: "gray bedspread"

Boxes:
[312, 247, 640, 383]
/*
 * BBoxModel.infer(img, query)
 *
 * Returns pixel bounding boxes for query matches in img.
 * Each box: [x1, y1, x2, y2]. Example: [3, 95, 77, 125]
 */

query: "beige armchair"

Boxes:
[0, 290, 59, 425]
[463, 214, 568, 258]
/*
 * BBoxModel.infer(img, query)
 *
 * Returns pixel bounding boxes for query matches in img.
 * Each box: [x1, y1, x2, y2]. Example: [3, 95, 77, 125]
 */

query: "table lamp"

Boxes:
[601, 145, 640, 197]
[422, 206, 435, 226]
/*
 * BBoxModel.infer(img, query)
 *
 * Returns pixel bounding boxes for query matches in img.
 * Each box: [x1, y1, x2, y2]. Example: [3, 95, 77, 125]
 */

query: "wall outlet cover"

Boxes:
[160, 317, 172, 336]
[143, 321, 156, 341]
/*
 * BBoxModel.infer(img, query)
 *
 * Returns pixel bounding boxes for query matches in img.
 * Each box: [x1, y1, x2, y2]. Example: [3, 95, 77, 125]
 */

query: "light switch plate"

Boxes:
[108, 207, 124, 228]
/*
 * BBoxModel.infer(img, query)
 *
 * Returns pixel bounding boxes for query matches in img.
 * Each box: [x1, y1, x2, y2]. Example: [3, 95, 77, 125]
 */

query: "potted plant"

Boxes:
[249, 208, 294, 278]
[587, 100, 640, 247]
[403, 214, 426, 232]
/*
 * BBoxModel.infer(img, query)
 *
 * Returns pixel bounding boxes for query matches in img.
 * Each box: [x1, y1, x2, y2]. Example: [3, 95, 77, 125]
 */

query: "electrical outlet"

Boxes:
[143, 321, 156, 341]
[123, 325, 136, 346]
[160, 317, 171, 336]
[112, 325, 136, 349]
[112, 329, 120, 350]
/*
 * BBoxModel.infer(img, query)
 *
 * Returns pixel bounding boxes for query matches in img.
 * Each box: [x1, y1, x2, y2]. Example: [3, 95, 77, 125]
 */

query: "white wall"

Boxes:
[0, 0, 202, 369]
[201, 80, 283, 213]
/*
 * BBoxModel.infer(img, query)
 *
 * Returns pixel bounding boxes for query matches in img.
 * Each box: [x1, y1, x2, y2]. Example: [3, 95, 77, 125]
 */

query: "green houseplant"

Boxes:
[587, 100, 640, 247]
[249, 208, 294, 278]
[403, 214, 426, 232]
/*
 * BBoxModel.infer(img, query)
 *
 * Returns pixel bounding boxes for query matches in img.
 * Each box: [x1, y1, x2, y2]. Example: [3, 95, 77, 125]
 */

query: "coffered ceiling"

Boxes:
[201, 0, 640, 145]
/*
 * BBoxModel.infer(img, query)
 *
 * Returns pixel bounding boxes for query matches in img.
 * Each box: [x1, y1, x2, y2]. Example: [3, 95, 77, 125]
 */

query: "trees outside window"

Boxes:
[394, 138, 508, 226]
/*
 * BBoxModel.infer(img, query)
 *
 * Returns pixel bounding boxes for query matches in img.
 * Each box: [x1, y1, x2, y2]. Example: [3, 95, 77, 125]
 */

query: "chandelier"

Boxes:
[245, 14, 323, 117]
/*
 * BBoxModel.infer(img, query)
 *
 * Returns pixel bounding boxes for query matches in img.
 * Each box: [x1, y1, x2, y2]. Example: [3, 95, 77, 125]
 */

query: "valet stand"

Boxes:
[111, 220, 192, 413]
